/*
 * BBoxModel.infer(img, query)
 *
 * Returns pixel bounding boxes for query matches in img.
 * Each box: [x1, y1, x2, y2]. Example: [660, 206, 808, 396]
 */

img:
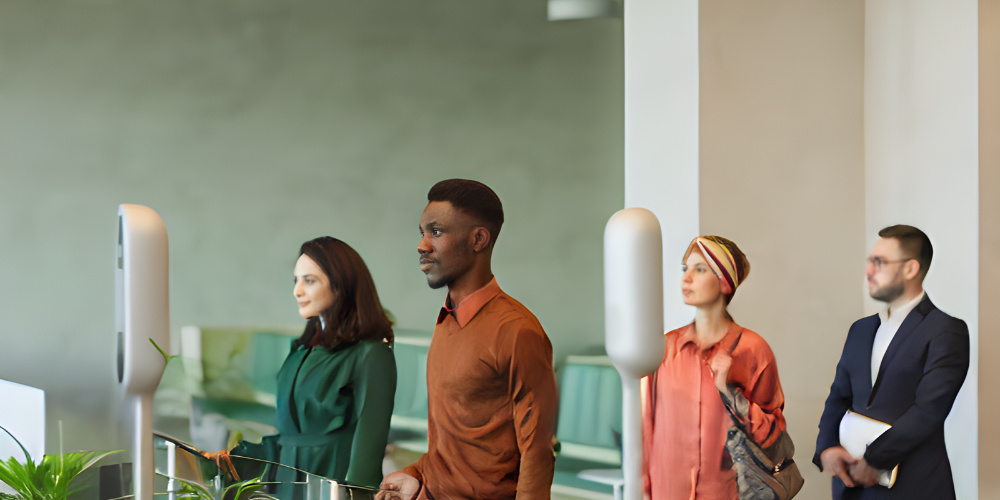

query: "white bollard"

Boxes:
[115, 204, 170, 500]
[604, 208, 665, 500]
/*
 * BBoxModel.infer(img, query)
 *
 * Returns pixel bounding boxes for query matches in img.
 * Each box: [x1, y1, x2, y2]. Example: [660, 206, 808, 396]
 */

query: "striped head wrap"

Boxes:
[682, 235, 750, 297]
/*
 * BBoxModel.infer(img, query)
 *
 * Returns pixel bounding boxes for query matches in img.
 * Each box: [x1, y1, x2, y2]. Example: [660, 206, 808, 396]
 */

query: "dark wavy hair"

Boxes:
[292, 237, 393, 349]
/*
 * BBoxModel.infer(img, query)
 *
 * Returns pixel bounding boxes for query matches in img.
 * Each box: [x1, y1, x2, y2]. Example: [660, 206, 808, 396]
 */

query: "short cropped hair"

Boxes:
[428, 179, 504, 245]
[879, 224, 933, 277]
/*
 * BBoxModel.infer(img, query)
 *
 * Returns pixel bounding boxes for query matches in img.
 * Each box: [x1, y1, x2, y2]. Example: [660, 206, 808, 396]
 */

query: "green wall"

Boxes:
[0, 0, 623, 452]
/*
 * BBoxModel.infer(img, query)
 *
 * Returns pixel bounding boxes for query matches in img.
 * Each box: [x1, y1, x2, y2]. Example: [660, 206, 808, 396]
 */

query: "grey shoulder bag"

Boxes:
[718, 331, 804, 500]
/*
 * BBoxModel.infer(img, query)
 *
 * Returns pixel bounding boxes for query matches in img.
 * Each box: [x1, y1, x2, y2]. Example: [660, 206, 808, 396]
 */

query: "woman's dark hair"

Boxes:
[292, 236, 393, 349]
[428, 179, 504, 245]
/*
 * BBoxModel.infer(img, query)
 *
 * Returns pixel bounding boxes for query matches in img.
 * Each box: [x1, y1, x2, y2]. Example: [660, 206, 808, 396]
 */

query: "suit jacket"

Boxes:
[813, 295, 970, 500]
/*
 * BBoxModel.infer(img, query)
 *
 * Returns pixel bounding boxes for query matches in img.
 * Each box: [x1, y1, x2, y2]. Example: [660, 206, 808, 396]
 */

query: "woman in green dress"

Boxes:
[231, 236, 397, 488]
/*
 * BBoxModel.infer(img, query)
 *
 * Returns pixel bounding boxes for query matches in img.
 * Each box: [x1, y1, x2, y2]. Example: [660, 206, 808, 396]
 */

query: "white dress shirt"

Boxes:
[869, 290, 924, 487]
[871, 291, 925, 386]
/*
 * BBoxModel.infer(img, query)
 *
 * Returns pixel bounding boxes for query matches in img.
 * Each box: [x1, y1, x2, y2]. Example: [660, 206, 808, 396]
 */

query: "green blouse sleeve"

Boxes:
[344, 341, 397, 488]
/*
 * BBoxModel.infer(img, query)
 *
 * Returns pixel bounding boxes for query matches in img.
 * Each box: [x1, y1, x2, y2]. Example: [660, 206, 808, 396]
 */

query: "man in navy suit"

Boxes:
[814, 225, 970, 499]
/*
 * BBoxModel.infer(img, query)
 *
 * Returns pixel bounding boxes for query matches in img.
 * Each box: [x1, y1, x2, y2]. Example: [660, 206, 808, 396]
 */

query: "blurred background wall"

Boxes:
[863, 1, 980, 497]
[698, 2, 865, 498]
[0, 0, 624, 453]
[697, 1, 984, 497]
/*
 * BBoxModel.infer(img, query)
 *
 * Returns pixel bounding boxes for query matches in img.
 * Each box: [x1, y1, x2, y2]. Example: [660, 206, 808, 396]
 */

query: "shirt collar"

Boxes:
[437, 276, 502, 328]
[678, 320, 743, 353]
[878, 290, 926, 324]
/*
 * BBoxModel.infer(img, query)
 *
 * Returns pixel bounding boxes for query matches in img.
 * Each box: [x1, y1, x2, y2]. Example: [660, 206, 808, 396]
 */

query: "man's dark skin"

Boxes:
[378, 199, 496, 500]
[417, 200, 495, 304]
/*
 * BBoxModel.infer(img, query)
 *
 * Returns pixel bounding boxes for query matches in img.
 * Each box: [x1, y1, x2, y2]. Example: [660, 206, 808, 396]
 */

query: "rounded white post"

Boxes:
[604, 208, 665, 500]
[166, 440, 177, 500]
[116, 204, 170, 500]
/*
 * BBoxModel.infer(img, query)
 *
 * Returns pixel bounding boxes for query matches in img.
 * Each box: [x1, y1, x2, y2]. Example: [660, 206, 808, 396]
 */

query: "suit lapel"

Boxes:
[868, 295, 936, 405]
[859, 316, 880, 392]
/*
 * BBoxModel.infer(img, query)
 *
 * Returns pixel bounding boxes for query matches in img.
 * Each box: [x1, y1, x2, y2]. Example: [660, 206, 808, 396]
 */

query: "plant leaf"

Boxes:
[156, 472, 215, 500]
[150, 338, 170, 362]
[0, 430, 44, 500]
[80, 450, 124, 473]
[222, 475, 271, 500]
[0, 424, 33, 464]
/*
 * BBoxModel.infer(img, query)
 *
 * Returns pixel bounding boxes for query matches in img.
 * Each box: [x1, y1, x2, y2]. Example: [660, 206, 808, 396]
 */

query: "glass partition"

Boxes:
[139, 434, 380, 500]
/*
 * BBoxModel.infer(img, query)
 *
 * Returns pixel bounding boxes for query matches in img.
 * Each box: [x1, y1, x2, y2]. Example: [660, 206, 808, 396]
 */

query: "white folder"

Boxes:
[839, 410, 897, 487]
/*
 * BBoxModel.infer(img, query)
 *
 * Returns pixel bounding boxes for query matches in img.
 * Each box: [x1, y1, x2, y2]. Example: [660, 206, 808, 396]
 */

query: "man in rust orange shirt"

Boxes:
[380, 179, 558, 500]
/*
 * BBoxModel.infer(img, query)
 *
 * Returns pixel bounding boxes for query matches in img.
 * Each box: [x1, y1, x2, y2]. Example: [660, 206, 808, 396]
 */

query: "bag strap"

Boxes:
[717, 328, 747, 427]
[723, 327, 744, 355]
[717, 328, 795, 461]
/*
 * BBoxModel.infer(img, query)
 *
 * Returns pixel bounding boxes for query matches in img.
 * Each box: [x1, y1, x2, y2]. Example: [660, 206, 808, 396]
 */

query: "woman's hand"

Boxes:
[709, 349, 732, 393]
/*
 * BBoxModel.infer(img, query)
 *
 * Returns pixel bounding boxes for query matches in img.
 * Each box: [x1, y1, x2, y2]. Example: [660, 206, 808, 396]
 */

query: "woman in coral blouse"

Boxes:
[641, 236, 788, 500]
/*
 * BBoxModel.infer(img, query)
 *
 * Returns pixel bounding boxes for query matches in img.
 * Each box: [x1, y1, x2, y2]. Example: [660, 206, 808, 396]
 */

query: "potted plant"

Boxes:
[0, 425, 120, 500]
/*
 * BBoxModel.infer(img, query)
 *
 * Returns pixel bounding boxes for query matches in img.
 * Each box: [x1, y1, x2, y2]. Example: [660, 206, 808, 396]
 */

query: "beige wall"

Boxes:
[980, 0, 1000, 496]
[699, 2, 865, 498]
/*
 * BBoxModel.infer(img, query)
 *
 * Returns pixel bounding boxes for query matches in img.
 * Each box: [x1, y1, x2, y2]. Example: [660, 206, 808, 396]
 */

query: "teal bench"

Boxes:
[153, 325, 301, 450]
[551, 355, 623, 500]
[388, 329, 433, 452]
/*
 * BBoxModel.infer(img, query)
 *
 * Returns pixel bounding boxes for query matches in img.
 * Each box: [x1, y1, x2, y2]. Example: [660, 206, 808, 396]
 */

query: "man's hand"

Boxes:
[377, 472, 420, 500]
[709, 350, 732, 393]
[848, 458, 880, 487]
[820, 446, 857, 488]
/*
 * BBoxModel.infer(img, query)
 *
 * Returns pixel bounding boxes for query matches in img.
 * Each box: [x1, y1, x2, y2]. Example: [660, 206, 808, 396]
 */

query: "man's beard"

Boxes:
[424, 243, 470, 290]
[426, 271, 450, 290]
[870, 273, 905, 303]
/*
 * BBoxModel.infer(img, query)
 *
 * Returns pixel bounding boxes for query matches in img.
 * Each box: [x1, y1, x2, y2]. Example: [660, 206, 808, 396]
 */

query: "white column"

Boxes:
[624, 0, 700, 332]
[865, 2, 979, 499]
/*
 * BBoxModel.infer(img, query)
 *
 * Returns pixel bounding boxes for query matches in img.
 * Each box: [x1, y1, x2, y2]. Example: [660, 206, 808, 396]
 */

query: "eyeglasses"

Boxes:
[867, 256, 913, 271]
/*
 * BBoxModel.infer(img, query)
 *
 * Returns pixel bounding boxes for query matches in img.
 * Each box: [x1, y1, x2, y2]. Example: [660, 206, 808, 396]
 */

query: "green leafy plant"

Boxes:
[156, 471, 277, 500]
[0, 424, 121, 500]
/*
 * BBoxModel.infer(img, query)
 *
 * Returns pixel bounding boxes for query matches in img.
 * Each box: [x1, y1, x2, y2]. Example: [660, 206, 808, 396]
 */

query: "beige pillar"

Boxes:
[699, 2, 864, 499]
[979, 0, 1000, 497]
